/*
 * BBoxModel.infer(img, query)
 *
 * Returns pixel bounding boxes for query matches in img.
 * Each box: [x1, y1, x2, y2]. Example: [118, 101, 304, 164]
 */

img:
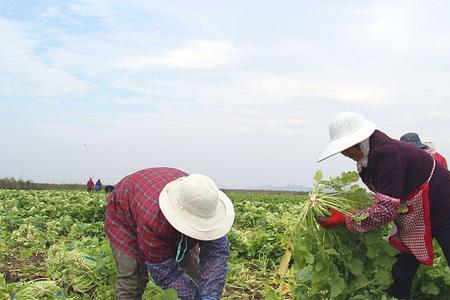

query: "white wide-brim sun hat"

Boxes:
[317, 112, 376, 162]
[159, 174, 235, 241]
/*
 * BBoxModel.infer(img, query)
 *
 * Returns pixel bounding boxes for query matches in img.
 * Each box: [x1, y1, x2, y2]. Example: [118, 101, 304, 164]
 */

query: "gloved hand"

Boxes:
[318, 209, 346, 228]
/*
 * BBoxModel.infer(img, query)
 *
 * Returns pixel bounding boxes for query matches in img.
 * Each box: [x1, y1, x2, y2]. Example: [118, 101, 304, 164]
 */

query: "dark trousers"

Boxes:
[111, 244, 199, 300]
[389, 222, 450, 299]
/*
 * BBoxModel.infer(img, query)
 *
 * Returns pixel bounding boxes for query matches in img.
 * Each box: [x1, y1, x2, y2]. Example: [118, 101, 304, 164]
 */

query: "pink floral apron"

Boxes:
[388, 159, 436, 266]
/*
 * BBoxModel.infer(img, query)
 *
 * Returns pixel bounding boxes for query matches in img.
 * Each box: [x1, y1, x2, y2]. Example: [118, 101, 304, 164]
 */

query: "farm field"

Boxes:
[0, 189, 298, 300]
[1, 174, 450, 300]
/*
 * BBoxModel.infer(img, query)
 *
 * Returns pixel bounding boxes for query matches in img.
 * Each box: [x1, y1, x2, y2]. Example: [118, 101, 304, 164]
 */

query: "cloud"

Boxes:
[109, 73, 390, 110]
[109, 97, 154, 105]
[117, 40, 242, 70]
[424, 110, 450, 120]
[238, 76, 389, 105]
[0, 17, 92, 98]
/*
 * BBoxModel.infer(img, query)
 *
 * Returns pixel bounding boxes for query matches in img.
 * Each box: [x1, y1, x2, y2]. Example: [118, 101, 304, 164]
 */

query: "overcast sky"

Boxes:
[1, 0, 450, 188]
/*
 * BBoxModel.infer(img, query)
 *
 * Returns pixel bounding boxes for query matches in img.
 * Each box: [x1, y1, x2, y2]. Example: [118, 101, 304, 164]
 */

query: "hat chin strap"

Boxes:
[175, 234, 188, 263]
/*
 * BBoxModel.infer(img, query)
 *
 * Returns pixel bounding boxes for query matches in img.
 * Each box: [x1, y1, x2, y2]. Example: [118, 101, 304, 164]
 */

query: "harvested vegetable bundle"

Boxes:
[289, 171, 398, 300]
[14, 279, 67, 300]
[46, 244, 109, 297]
[296, 171, 365, 244]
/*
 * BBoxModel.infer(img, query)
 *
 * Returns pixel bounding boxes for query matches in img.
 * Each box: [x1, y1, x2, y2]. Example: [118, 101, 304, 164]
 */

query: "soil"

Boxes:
[0, 252, 46, 282]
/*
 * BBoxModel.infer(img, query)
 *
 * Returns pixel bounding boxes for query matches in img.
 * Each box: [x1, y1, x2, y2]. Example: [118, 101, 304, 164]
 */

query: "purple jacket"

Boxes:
[359, 130, 450, 232]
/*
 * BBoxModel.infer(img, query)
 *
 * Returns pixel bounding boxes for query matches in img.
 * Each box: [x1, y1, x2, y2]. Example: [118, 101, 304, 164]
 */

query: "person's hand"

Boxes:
[318, 209, 346, 228]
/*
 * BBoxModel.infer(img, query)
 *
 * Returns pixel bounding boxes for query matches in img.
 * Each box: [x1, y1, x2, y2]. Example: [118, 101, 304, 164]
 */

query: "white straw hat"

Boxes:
[159, 174, 235, 241]
[317, 112, 376, 162]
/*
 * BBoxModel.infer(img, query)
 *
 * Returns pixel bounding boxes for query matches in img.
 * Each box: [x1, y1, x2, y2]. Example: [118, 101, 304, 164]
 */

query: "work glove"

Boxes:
[318, 209, 346, 228]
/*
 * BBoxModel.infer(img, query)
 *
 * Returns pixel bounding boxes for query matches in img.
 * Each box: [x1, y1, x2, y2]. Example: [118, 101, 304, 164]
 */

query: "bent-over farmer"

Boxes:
[104, 167, 235, 300]
[317, 112, 450, 300]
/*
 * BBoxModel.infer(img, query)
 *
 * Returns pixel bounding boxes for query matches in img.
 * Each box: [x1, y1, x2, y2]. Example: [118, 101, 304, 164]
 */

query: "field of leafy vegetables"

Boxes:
[1, 172, 450, 299]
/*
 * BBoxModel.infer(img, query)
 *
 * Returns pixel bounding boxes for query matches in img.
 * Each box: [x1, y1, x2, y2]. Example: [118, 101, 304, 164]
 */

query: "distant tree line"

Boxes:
[0, 177, 308, 193]
[0, 177, 85, 190]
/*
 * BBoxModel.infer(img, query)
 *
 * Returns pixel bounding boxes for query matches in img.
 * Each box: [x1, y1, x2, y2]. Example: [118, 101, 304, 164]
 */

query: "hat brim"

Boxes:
[414, 142, 428, 148]
[159, 180, 235, 241]
[317, 121, 376, 162]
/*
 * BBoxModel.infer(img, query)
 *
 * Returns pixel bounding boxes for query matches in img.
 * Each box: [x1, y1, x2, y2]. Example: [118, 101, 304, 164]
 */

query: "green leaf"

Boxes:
[347, 259, 364, 276]
[341, 171, 360, 184]
[349, 295, 367, 300]
[315, 262, 323, 272]
[325, 248, 339, 255]
[353, 274, 369, 289]
[276, 249, 292, 278]
[330, 276, 346, 298]
[443, 271, 450, 285]
[314, 170, 323, 183]
[397, 203, 408, 214]
[421, 281, 440, 295]
[364, 231, 380, 245]
[383, 243, 400, 256]
[311, 272, 329, 294]
[375, 269, 392, 286]
[351, 212, 369, 225]
[159, 288, 179, 300]
[366, 246, 378, 259]
[305, 252, 315, 264]
[263, 289, 278, 300]
[296, 266, 313, 282]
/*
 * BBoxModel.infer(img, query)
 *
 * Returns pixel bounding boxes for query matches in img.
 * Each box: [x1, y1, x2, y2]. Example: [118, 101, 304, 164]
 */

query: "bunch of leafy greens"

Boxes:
[290, 171, 398, 300]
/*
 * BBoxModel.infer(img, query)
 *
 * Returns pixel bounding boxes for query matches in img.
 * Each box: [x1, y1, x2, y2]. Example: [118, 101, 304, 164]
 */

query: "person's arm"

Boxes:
[146, 258, 198, 300]
[198, 236, 229, 300]
[346, 145, 404, 232]
[345, 192, 400, 232]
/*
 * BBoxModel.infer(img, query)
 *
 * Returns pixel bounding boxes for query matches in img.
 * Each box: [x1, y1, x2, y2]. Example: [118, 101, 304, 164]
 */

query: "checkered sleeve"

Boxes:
[146, 258, 198, 300]
[198, 236, 229, 299]
[346, 192, 400, 232]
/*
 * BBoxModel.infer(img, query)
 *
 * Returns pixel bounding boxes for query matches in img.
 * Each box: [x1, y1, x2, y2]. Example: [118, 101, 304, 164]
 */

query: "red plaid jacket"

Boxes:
[104, 167, 189, 264]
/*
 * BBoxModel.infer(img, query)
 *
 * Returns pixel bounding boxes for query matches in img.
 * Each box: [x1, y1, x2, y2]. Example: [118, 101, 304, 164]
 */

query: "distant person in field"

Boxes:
[95, 179, 102, 192]
[317, 112, 450, 300]
[400, 132, 448, 169]
[87, 178, 94, 192]
[104, 184, 114, 193]
[104, 167, 235, 300]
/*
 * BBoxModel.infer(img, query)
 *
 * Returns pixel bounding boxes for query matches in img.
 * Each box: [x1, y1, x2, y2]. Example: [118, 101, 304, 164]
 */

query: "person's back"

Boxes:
[95, 179, 102, 192]
[87, 178, 94, 192]
[363, 130, 432, 196]
[105, 167, 188, 262]
[369, 130, 450, 231]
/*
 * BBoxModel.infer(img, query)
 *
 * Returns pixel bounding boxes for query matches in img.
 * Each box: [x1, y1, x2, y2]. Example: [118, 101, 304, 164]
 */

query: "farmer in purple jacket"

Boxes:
[317, 112, 450, 300]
